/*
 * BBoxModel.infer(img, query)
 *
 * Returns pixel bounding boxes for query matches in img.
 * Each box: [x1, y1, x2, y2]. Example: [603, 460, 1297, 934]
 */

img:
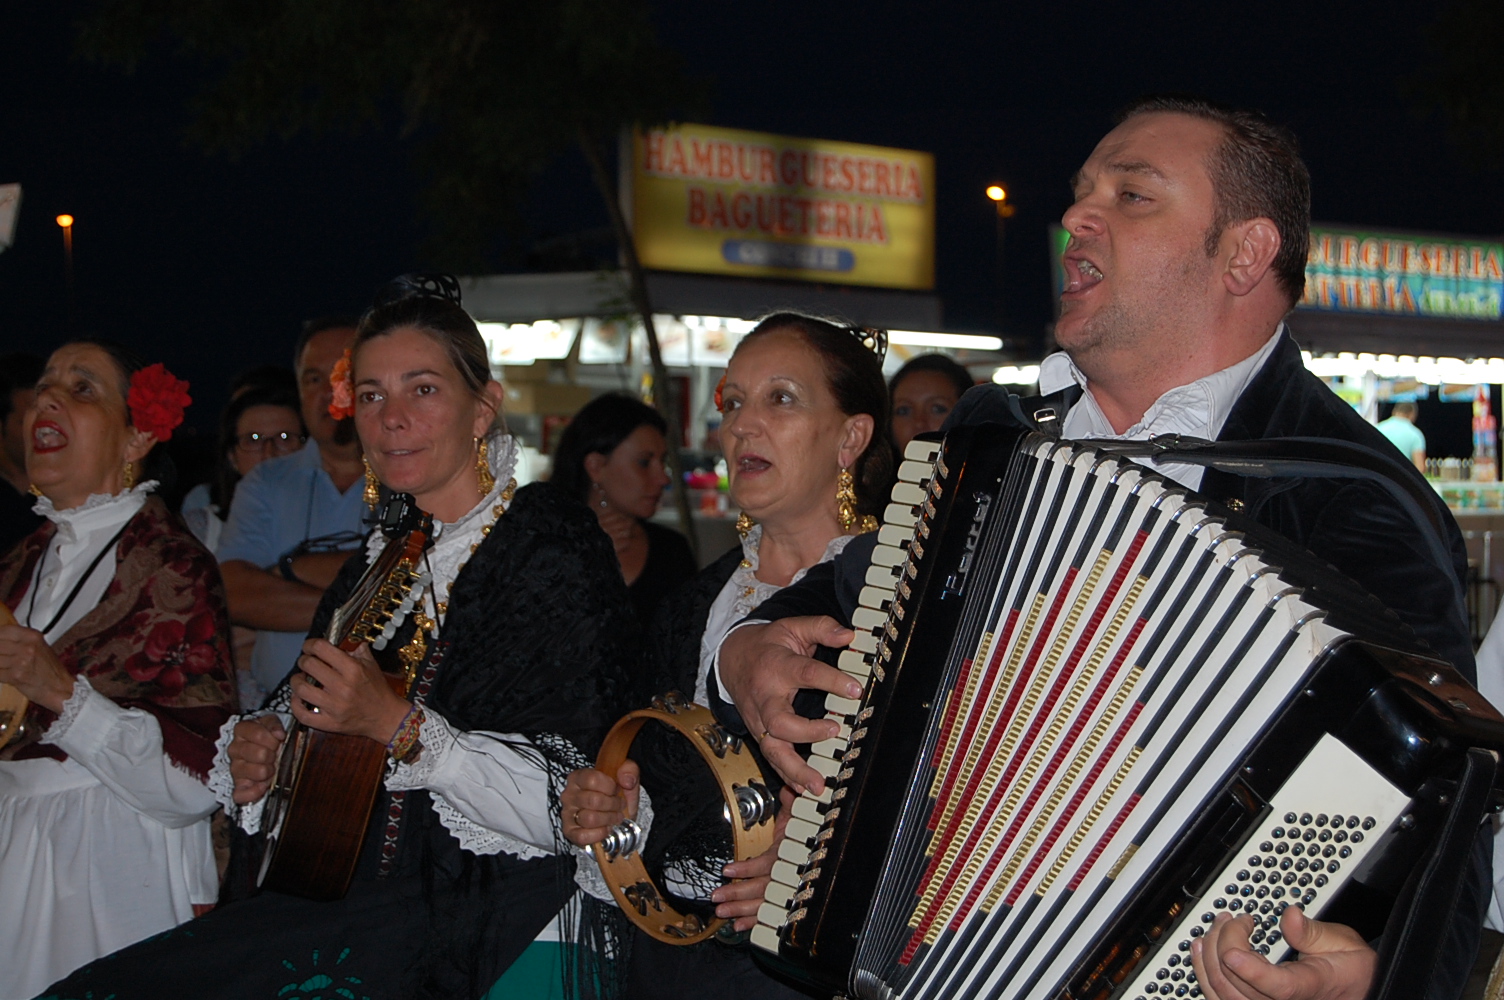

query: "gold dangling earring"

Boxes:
[475, 437, 495, 496]
[836, 466, 858, 531]
[28, 484, 41, 497]
[363, 457, 380, 510]
[735, 511, 755, 538]
[122, 461, 136, 492]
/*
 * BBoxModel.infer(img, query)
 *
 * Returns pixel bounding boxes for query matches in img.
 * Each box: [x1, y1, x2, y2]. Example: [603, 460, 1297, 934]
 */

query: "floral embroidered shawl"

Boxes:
[0, 496, 236, 778]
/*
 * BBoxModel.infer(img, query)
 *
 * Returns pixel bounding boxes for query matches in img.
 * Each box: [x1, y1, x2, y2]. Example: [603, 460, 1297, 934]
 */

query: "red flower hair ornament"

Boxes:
[328, 349, 355, 420]
[127, 364, 192, 442]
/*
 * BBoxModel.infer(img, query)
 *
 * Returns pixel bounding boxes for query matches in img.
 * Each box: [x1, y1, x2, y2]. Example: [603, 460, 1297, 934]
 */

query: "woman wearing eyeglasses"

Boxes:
[181, 382, 306, 554]
[180, 382, 305, 704]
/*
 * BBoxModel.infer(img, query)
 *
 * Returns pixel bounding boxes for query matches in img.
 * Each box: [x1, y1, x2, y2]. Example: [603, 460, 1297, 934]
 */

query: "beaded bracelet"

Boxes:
[387, 705, 425, 763]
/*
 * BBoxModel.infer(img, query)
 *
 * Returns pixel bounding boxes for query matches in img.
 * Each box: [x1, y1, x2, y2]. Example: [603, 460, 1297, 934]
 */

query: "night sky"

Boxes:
[4, 0, 1502, 435]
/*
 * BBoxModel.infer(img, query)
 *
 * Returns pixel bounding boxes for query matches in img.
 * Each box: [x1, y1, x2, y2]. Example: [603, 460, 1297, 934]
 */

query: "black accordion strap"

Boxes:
[1083, 434, 1464, 618]
[1367, 747, 1497, 1000]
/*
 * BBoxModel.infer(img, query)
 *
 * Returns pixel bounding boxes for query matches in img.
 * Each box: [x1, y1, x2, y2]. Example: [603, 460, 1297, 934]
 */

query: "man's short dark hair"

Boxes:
[0, 353, 45, 421]
[1118, 96, 1311, 308]
[292, 317, 359, 370]
[1392, 401, 1418, 420]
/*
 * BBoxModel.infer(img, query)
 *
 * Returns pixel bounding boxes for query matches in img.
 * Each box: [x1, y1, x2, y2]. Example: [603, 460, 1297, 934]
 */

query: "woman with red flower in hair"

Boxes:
[0, 340, 236, 999]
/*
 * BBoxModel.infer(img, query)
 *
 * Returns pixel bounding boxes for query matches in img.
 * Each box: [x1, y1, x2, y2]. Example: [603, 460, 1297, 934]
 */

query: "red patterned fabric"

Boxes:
[0, 496, 236, 778]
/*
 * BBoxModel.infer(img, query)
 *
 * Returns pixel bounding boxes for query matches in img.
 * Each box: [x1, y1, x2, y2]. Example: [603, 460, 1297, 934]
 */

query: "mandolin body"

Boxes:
[255, 494, 433, 901]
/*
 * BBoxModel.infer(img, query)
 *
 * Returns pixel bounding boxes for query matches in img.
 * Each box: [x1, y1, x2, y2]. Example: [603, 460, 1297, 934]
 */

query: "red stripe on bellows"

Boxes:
[959, 614, 1150, 920]
[1066, 791, 1143, 893]
[1003, 697, 1146, 908]
[913, 535, 1153, 942]
[926, 604, 1024, 828]
[930, 657, 975, 770]
[920, 565, 1077, 859]
[908, 560, 1111, 947]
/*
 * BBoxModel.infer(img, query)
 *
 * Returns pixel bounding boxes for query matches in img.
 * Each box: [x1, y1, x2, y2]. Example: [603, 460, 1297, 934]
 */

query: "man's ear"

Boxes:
[1223, 218, 1281, 297]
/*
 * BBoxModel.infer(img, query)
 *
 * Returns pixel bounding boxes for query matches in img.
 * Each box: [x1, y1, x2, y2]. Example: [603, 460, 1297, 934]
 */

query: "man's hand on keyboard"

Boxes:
[719, 616, 859, 794]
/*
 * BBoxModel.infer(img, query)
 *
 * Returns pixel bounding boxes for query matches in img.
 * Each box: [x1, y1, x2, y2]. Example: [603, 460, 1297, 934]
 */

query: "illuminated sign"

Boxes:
[1303, 227, 1503, 320]
[1048, 224, 1504, 322]
[627, 123, 935, 290]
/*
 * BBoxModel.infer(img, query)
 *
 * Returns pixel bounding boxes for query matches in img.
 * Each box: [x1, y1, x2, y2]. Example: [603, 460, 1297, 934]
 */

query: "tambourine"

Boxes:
[591, 691, 778, 945]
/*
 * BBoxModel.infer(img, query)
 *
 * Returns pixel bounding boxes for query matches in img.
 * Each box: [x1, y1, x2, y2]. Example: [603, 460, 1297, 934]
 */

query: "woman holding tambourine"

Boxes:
[42, 277, 643, 1000]
[562, 312, 893, 998]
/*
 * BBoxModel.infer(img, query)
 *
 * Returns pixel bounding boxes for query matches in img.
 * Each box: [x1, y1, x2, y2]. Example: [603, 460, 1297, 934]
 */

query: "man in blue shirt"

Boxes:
[1377, 401, 1427, 473]
[218, 318, 367, 696]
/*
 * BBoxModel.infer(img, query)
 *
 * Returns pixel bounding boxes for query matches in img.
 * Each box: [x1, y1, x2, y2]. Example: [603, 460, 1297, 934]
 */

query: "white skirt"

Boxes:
[0, 756, 216, 1000]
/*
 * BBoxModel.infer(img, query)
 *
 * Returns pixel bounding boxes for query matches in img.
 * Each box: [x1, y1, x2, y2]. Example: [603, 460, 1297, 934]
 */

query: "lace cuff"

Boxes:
[207, 715, 240, 813]
[44, 675, 95, 742]
[569, 789, 655, 901]
[431, 795, 550, 860]
[384, 704, 452, 791]
[219, 708, 289, 834]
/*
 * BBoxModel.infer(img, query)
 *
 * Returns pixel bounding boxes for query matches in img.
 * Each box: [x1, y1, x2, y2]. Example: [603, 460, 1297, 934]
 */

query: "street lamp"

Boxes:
[986, 185, 1014, 340]
[57, 214, 75, 324]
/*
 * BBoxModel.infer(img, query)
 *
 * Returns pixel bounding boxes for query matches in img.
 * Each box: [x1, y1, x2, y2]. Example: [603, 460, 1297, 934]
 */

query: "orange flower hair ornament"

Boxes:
[127, 364, 191, 442]
[714, 373, 727, 411]
[328, 349, 355, 420]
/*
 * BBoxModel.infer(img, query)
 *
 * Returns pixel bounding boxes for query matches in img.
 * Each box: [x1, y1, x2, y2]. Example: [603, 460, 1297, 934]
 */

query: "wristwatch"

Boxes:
[277, 549, 301, 583]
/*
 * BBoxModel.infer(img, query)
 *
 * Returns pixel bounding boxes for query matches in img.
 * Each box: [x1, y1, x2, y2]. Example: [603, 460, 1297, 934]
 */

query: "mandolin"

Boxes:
[0, 603, 27, 749]
[256, 493, 434, 900]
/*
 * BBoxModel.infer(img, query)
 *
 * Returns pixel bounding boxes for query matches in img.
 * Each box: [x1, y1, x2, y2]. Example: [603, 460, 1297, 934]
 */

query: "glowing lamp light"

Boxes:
[56, 214, 73, 228]
[985, 185, 1007, 202]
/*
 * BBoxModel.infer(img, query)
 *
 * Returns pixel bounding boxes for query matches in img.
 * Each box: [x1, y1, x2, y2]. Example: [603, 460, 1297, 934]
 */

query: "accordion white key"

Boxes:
[751, 426, 1504, 1000]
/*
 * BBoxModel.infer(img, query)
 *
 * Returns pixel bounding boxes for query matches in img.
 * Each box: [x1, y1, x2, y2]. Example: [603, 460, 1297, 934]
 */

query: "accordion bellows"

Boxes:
[752, 426, 1504, 1000]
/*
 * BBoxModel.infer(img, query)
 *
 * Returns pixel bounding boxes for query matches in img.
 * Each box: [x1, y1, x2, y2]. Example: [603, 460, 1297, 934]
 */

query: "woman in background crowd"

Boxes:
[0, 341, 234, 999]
[179, 381, 304, 703]
[561, 312, 893, 999]
[552, 392, 695, 623]
[181, 378, 304, 555]
[887, 353, 973, 453]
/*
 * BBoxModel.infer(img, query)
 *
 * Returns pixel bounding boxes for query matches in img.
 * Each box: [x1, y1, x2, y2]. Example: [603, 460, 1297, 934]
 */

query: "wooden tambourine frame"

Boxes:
[592, 691, 777, 945]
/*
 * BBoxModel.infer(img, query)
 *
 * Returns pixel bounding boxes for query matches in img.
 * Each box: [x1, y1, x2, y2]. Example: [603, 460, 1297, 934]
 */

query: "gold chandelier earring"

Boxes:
[735, 511, 755, 538]
[836, 466, 878, 533]
[476, 437, 495, 496]
[363, 457, 380, 510]
[122, 461, 136, 491]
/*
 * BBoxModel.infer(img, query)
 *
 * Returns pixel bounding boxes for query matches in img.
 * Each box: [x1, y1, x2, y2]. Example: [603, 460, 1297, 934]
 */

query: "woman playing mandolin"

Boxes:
[0, 342, 235, 999]
[42, 276, 643, 1000]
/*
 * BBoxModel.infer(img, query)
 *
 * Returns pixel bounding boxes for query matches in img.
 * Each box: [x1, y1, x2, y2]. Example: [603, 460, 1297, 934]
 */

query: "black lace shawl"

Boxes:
[649, 544, 743, 697]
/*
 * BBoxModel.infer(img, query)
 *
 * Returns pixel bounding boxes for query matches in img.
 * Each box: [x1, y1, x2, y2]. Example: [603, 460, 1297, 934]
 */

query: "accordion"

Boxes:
[750, 424, 1504, 1000]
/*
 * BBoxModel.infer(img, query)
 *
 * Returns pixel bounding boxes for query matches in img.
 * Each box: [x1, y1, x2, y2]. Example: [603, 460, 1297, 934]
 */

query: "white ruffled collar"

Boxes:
[432, 433, 519, 542]
[33, 480, 157, 541]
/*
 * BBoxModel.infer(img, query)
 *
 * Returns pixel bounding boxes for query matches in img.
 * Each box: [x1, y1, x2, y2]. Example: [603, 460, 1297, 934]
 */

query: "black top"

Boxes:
[628, 520, 698, 625]
[0, 479, 42, 559]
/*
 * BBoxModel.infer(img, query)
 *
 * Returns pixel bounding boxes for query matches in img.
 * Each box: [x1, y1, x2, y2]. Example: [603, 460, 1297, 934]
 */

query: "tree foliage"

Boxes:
[78, 0, 704, 265]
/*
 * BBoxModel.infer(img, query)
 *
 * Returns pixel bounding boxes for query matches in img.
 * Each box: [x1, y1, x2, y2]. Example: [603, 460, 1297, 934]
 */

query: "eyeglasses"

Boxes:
[235, 431, 305, 454]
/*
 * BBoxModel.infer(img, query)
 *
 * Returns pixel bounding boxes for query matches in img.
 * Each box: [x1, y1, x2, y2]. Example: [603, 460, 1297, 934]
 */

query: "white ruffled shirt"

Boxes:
[1, 484, 220, 1000]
